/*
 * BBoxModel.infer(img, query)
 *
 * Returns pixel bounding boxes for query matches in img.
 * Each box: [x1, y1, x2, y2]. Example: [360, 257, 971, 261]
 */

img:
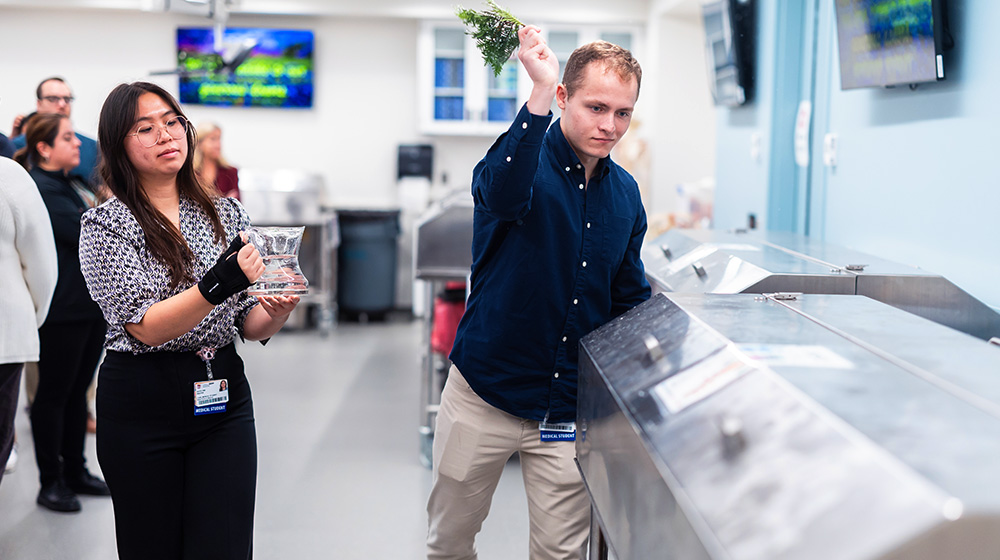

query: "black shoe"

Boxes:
[37, 481, 82, 513]
[67, 470, 111, 496]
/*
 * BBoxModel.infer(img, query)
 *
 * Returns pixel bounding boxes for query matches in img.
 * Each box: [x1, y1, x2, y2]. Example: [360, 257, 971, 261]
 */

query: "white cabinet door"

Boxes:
[418, 21, 639, 136]
[418, 22, 521, 136]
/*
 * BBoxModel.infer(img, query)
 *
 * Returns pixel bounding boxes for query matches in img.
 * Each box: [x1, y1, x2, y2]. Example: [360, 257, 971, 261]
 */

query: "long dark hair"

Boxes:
[12, 113, 66, 171]
[98, 82, 225, 289]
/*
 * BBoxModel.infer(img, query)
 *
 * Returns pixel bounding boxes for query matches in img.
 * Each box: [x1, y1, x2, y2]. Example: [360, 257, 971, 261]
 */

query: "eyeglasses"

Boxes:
[128, 116, 188, 148]
[40, 95, 75, 105]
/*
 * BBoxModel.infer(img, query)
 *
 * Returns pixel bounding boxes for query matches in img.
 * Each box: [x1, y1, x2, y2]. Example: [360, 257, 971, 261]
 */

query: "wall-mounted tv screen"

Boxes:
[701, 0, 755, 107]
[835, 0, 949, 90]
[177, 27, 314, 108]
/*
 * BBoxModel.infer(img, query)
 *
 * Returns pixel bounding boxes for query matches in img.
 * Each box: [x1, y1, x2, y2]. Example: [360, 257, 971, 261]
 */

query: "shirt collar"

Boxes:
[546, 119, 612, 180]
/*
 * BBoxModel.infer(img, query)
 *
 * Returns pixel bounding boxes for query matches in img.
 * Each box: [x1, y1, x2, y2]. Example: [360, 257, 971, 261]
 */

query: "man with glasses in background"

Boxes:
[12, 77, 100, 188]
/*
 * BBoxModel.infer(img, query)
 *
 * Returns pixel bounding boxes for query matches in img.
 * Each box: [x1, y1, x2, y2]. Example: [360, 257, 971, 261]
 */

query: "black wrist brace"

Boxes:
[198, 235, 252, 305]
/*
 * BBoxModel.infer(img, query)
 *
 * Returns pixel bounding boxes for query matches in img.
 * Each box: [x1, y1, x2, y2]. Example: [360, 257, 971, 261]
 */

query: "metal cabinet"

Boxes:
[578, 292, 1000, 560]
[643, 229, 1000, 341]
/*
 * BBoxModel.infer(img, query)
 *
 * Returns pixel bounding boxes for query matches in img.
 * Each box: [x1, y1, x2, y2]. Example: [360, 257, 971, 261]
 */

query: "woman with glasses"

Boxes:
[13, 113, 110, 512]
[194, 121, 240, 200]
[79, 82, 298, 559]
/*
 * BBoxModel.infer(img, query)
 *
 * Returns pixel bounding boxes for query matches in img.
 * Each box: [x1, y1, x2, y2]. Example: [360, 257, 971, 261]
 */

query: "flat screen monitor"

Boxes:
[702, 0, 755, 107]
[177, 27, 314, 108]
[835, 0, 948, 90]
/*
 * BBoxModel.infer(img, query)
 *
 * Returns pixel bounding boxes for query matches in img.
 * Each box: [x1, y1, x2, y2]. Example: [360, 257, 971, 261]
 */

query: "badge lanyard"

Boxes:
[194, 346, 229, 416]
[539, 412, 576, 442]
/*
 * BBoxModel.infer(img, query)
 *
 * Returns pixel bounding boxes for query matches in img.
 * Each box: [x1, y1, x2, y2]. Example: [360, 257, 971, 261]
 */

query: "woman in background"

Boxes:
[0, 158, 57, 487]
[80, 82, 297, 559]
[14, 113, 110, 512]
[194, 121, 239, 199]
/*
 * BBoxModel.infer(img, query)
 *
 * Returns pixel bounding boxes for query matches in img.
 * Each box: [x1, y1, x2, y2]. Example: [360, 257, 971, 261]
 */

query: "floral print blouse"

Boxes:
[80, 195, 258, 353]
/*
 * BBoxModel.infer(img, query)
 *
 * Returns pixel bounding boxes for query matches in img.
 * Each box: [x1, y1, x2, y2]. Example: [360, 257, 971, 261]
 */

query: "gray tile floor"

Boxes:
[0, 319, 531, 559]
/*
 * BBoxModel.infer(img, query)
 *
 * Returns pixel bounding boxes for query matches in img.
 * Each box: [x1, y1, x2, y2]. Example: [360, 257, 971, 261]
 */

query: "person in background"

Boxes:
[194, 121, 240, 200]
[0, 157, 58, 486]
[80, 82, 298, 559]
[16, 108, 104, 434]
[10, 112, 36, 138]
[11, 78, 100, 188]
[0, 132, 13, 159]
[426, 27, 650, 559]
[14, 113, 110, 512]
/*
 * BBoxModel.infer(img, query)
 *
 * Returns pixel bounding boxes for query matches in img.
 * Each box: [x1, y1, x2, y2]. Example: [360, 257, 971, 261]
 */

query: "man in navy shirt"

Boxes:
[427, 25, 651, 559]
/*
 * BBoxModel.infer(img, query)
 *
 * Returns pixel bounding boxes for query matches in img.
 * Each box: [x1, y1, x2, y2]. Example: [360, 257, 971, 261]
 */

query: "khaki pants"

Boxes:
[426, 366, 590, 560]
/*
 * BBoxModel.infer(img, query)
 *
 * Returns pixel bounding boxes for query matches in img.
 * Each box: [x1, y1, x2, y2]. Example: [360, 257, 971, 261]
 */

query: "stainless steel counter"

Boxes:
[414, 192, 474, 466]
[578, 292, 1000, 560]
[414, 193, 474, 281]
[642, 229, 1000, 340]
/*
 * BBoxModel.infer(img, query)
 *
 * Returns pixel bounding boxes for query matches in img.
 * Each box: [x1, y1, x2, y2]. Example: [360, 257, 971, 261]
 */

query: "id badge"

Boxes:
[194, 379, 229, 416]
[539, 420, 576, 442]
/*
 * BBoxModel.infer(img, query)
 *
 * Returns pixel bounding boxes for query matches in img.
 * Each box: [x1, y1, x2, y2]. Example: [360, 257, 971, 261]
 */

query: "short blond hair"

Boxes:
[562, 41, 642, 100]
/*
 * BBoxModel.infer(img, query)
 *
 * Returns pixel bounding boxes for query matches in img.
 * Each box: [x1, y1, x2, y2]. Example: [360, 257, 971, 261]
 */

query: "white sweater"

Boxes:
[0, 158, 57, 364]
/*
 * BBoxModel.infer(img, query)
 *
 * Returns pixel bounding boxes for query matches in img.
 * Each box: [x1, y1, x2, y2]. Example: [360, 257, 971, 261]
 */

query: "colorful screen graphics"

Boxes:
[177, 28, 314, 108]
[836, 0, 942, 89]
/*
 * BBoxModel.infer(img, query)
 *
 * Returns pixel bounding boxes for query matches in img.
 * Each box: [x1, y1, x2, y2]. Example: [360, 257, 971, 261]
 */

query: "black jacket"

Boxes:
[29, 167, 104, 324]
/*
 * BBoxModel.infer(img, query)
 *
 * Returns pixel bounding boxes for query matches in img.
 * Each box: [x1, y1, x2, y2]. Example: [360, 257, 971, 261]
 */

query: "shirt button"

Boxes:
[587, 222, 591, 229]
[565, 166, 570, 172]
[576, 164, 582, 169]
[506, 156, 511, 162]
[578, 184, 584, 190]
[554, 372, 560, 379]
[522, 122, 528, 129]
[573, 299, 578, 305]
[562, 336, 567, 342]
[582, 261, 587, 267]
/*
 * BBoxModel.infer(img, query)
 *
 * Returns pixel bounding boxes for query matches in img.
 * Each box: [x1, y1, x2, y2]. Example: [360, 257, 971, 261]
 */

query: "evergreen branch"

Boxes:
[455, 0, 524, 77]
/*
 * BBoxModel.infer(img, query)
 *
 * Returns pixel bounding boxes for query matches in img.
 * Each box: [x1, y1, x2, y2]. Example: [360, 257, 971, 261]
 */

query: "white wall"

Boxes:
[0, 2, 714, 220]
[645, 9, 716, 224]
[815, 0, 1000, 308]
[0, 8, 431, 207]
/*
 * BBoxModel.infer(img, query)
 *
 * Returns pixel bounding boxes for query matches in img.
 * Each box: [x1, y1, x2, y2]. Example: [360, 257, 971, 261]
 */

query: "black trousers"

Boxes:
[97, 343, 256, 560]
[31, 319, 105, 485]
[0, 362, 23, 487]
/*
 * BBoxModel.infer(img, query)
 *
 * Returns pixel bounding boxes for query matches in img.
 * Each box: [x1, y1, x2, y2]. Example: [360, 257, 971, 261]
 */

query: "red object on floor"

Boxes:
[431, 281, 467, 356]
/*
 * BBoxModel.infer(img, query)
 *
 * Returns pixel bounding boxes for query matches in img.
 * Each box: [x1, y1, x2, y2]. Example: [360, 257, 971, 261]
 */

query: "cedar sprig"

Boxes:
[455, 0, 524, 77]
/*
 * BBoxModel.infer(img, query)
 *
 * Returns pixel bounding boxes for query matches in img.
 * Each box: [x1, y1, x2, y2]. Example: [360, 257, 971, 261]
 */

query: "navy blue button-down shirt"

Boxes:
[449, 104, 651, 423]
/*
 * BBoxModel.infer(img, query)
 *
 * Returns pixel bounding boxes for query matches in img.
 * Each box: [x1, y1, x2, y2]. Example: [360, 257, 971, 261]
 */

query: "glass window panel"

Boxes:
[549, 31, 579, 58]
[435, 58, 465, 88]
[434, 97, 464, 120]
[600, 32, 632, 51]
[487, 98, 517, 122]
[488, 60, 518, 94]
[435, 28, 465, 54]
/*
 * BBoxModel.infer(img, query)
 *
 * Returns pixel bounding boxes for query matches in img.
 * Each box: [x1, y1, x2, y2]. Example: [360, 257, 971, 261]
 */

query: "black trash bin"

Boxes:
[337, 209, 400, 320]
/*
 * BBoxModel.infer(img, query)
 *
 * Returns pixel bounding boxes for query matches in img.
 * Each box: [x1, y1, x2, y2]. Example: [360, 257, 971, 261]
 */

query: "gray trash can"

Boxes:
[337, 210, 400, 320]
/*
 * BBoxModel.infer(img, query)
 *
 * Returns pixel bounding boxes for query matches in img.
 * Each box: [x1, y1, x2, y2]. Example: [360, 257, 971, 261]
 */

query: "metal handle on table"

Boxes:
[643, 334, 664, 364]
[719, 416, 746, 457]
